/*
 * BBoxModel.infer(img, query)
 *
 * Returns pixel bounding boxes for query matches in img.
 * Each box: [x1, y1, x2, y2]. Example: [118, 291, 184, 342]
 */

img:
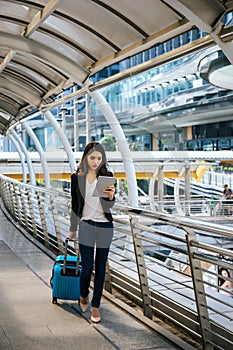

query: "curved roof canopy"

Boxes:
[0, 0, 232, 135]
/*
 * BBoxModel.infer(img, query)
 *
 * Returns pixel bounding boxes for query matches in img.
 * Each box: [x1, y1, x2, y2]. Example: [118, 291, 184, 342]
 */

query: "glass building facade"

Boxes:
[3, 23, 233, 154]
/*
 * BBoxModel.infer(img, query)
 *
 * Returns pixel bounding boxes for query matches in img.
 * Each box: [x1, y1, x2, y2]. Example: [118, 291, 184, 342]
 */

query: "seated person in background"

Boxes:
[218, 267, 233, 295]
[222, 184, 233, 216]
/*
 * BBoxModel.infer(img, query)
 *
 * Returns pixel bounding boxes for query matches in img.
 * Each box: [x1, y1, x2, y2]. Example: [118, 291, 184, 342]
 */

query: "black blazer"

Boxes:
[69, 172, 115, 231]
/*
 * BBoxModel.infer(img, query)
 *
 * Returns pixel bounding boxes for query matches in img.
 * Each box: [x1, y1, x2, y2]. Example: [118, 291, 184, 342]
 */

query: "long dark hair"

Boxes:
[218, 267, 231, 286]
[76, 142, 112, 177]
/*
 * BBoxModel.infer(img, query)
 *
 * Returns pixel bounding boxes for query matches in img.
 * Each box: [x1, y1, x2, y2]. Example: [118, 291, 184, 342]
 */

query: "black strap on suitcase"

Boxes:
[63, 237, 80, 275]
[50, 238, 80, 287]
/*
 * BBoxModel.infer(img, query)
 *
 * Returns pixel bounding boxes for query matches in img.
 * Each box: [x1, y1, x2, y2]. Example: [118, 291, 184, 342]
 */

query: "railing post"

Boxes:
[1, 181, 15, 218]
[36, 190, 50, 249]
[26, 188, 38, 239]
[185, 227, 213, 350]
[8, 183, 16, 219]
[19, 187, 29, 230]
[13, 184, 22, 224]
[130, 216, 152, 319]
[50, 194, 64, 254]
[105, 260, 112, 294]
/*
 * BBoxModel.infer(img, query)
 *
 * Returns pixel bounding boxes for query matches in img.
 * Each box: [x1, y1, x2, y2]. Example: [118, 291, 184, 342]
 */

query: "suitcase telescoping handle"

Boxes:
[63, 238, 80, 275]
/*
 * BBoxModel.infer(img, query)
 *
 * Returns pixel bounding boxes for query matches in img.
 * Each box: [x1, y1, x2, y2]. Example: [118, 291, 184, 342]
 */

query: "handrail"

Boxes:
[0, 174, 233, 350]
[115, 202, 233, 236]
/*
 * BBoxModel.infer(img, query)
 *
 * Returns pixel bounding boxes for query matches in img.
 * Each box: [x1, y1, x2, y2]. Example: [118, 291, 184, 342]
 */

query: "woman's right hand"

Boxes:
[68, 231, 77, 240]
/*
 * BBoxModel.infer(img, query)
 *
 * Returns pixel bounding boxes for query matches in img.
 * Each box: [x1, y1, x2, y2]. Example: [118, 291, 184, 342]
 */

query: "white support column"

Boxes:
[22, 122, 51, 189]
[44, 111, 77, 172]
[148, 166, 159, 210]
[61, 104, 67, 133]
[184, 161, 191, 216]
[174, 178, 184, 216]
[7, 134, 27, 183]
[149, 177, 156, 210]
[157, 164, 164, 211]
[86, 94, 91, 144]
[73, 102, 79, 151]
[10, 129, 36, 185]
[85, 80, 138, 207]
[73, 86, 79, 152]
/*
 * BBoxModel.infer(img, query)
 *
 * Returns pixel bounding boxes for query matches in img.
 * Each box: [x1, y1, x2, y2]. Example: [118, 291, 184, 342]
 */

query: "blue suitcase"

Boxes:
[50, 238, 81, 304]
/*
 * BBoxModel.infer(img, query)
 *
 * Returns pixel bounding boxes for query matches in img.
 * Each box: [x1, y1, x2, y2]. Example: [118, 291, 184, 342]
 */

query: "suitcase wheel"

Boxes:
[52, 297, 58, 304]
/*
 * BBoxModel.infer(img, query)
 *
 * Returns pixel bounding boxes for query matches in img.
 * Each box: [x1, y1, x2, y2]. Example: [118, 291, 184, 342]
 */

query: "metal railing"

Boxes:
[137, 195, 233, 218]
[202, 170, 233, 190]
[0, 174, 233, 350]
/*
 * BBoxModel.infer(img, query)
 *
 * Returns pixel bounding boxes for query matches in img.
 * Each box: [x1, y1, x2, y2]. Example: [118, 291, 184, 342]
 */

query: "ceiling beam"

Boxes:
[43, 78, 74, 100]
[0, 50, 16, 73]
[163, 0, 225, 33]
[164, 0, 233, 65]
[0, 78, 41, 106]
[89, 18, 191, 74]
[0, 98, 18, 116]
[0, 32, 89, 84]
[41, 35, 216, 113]
[23, 0, 65, 37]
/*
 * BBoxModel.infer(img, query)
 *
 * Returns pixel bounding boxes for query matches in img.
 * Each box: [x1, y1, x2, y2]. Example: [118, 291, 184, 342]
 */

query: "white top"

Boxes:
[82, 179, 108, 222]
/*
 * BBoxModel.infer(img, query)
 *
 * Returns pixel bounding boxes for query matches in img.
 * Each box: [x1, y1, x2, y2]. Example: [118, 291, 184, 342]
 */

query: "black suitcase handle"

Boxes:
[63, 238, 80, 275]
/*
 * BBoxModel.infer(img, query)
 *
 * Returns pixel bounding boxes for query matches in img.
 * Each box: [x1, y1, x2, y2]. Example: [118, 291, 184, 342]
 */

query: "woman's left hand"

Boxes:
[104, 185, 115, 200]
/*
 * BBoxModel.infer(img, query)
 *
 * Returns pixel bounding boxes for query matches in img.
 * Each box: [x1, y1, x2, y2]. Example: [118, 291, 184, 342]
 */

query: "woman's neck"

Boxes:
[86, 170, 97, 183]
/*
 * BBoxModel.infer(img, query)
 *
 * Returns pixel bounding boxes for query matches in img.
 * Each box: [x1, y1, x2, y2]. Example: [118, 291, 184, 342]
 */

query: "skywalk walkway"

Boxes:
[0, 209, 181, 350]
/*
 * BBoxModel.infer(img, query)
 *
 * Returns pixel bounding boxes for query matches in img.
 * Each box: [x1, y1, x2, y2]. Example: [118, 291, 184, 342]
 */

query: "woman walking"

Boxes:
[69, 142, 115, 323]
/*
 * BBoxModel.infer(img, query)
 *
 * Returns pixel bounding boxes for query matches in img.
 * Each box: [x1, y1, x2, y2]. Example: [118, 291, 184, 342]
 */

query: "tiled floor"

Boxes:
[0, 207, 182, 350]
